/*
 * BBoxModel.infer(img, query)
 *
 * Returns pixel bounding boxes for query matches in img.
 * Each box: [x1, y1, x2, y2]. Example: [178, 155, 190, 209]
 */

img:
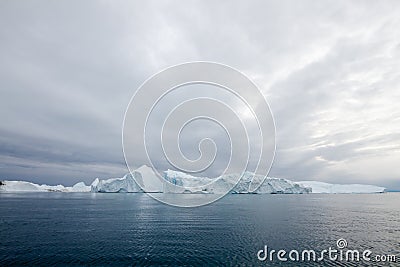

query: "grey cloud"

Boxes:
[0, 0, 399, 190]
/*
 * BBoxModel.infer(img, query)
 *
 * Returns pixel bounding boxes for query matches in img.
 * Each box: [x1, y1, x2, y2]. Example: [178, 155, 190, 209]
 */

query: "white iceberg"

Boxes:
[0, 181, 43, 192]
[162, 170, 311, 194]
[69, 182, 91, 192]
[0, 180, 90, 192]
[0, 165, 386, 194]
[162, 170, 213, 193]
[90, 165, 164, 193]
[90, 173, 143, 193]
[136, 165, 163, 192]
[295, 181, 386, 194]
[255, 177, 311, 194]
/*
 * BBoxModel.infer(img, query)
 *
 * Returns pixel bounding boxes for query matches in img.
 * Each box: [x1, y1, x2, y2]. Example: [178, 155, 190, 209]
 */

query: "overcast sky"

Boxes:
[1, 1, 399, 189]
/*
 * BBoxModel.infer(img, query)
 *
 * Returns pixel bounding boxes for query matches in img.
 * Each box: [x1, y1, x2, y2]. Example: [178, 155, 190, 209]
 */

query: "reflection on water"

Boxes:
[0, 193, 399, 266]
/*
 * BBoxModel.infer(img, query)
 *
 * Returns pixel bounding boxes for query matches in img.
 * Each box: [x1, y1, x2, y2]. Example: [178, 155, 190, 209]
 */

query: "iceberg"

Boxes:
[0, 181, 42, 192]
[255, 177, 311, 194]
[162, 170, 213, 193]
[162, 170, 311, 194]
[136, 165, 163, 192]
[90, 166, 164, 193]
[295, 181, 386, 194]
[90, 173, 143, 193]
[69, 182, 91, 192]
[0, 180, 90, 192]
[0, 165, 386, 194]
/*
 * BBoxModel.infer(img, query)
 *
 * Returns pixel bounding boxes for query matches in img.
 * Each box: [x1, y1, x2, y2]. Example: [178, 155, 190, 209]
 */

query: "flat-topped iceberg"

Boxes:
[295, 181, 386, 194]
[0, 166, 386, 194]
[0, 180, 90, 192]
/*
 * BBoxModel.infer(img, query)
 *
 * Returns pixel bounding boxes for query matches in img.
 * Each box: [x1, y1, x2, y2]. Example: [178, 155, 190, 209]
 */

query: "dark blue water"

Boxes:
[0, 193, 399, 266]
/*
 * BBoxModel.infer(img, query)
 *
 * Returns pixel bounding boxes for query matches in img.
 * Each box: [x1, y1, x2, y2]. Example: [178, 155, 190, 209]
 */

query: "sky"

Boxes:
[0, 0, 399, 190]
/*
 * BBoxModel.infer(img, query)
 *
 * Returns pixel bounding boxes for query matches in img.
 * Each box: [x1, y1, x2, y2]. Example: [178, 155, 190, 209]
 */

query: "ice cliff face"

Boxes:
[162, 170, 311, 194]
[90, 166, 164, 193]
[255, 177, 311, 194]
[90, 172, 143, 193]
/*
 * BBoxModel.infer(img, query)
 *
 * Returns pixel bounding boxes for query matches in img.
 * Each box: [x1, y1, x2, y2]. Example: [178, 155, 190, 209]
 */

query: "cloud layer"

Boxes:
[0, 1, 399, 189]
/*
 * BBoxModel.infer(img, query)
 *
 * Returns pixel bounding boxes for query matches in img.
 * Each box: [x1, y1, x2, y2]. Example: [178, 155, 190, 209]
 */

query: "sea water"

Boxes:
[0, 193, 399, 266]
